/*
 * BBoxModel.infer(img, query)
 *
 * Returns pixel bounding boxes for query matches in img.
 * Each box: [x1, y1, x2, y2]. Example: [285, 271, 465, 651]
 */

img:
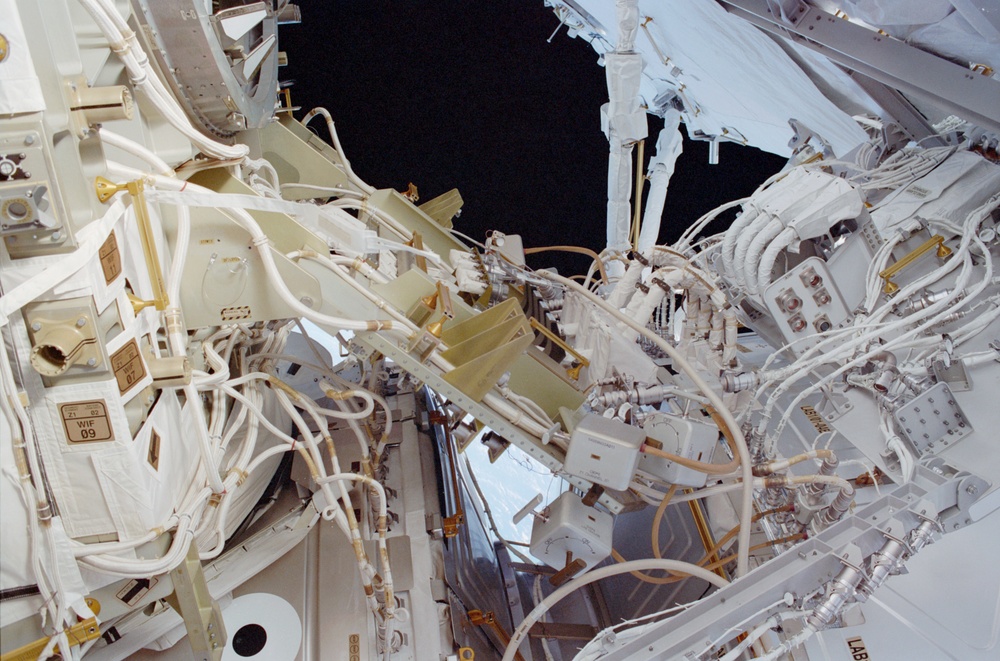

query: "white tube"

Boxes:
[743, 218, 785, 295]
[722, 309, 739, 365]
[679, 197, 749, 253]
[607, 259, 645, 309]
[756, 226, 797, 295]
[732, 210, 771, 286]
[501, 559, 728, 661]
[98, 128, 174, 176]
[302, 108, 375, 195]
[637, 118, 683, 253]
[721, 206, 757, 276]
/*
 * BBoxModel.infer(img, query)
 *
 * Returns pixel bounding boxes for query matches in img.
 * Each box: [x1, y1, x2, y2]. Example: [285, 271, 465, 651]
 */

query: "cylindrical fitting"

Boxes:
[813, 485, 856, 530]
[858, 537, 907, 600]
[74, 85, 134, 126]
[149, 356, 192, 389]
[807, 564, 865, 630]
[803, 456, 839, 503]
[909, 519, 936, 553]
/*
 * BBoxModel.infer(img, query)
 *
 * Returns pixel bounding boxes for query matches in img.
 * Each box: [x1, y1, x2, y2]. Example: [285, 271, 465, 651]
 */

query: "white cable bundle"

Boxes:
[78, 0, 249, 162]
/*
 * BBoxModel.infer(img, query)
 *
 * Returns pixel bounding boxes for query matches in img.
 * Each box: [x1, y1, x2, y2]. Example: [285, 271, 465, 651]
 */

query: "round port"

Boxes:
[814, 290, 831, 306]
[3, 198, 29, 222]
[778, 291, 802, 313]
[816, 319, 833, 332]
[30, 344, 70, 376]
[789, 316, 807, 333]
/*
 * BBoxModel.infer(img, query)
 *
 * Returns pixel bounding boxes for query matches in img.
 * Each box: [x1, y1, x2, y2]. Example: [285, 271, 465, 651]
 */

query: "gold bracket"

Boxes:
[278, 87, 295, 115]
[879, 234, 951, 295]
[95, 177, 169, 311]
[425, 282, 454, 337]
[442, 513, 463, 538]
[1, 600, 101, 661]
[409, 230, 427, 271]
[467, 610, 524, 661]
[529, 318, 590, 380]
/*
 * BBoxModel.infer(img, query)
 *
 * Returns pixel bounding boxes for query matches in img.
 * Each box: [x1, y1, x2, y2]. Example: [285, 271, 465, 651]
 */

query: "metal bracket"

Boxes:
[165, 540, 227, 661]
[467, 609, 524, 661]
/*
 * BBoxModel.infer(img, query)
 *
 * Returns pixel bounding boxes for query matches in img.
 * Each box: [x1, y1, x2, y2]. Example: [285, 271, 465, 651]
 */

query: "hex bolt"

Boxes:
[966, 484, 979, 495]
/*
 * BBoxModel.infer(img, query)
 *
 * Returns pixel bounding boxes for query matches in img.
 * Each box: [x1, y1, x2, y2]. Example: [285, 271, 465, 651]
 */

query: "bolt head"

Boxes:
[31, 322, 41, 331]
[87, 358, 97, 367]
[76, 317, 86, 327]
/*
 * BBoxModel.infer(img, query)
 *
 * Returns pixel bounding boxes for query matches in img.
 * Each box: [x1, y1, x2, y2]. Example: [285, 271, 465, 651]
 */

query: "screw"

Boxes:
[31, 321, 41, 331]
[24, 136, 35, 145]
[966, 484, 979, 495]
[87, 358, 96, 366]
[76, 317, 86, 327]
[300, 296, 314, 308]
[51, 232, 61, 241]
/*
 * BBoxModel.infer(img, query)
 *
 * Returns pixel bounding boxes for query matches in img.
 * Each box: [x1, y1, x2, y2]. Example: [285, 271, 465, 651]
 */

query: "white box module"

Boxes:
[638, 412, 719, 488]
[529, 491, 613, 571]
[564, 413, 644, 490]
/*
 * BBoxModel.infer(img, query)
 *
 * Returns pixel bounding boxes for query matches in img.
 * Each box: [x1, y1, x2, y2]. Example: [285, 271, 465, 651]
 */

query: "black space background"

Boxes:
[278, 2, 787, 276]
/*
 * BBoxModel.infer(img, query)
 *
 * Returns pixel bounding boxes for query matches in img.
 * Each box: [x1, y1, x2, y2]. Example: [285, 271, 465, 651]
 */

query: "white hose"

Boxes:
[743, 218, 785, 295]
[98, 128, 175, 176]
[756, 226, 798, 295]
[302, 108, 375, 195]
[732, 211, 772, 286]
[721, 206, 757, 276]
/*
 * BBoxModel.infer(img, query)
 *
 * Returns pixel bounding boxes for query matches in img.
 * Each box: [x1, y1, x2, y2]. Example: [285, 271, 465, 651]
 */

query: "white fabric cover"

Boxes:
[0, 0, 45, 114]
